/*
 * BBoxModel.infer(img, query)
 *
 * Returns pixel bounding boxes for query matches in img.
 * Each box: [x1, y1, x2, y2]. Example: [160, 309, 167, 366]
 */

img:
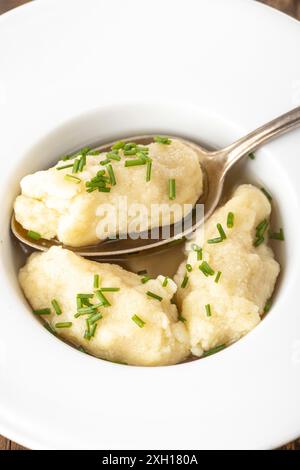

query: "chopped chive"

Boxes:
[146, 160, 152, 182]
[90, 323, 98, 337]
[269, 228, 284, 241]
[76, 297, 82, 310]
[141, 276, 150, 284]
[124, 148, 137, 156]
[199, 261, 215, 276]
[256, 219, 268, 238]
[44, 323, 56, 335]
[61, 146, 91, 161]
[137, 269, 147, 275]
[181, 274, 189, 288]
[95, 290, 111, 307]
[178, 314, 186, 323]
[146, 291, 163, 302]
[192, 244, 203, 260]
[33, 308, 51, 315]
[78, 154, 86, 172]
[207, 237, 223, 244]
[100, 159, 111, 166]
[162, 276, 168, 287]
[132, 314, 146, 328]
[55, 322, 72, 328]
[64, 174, 81, 184]
[51, 299, 62, 315]
[77, 293, 94, 299]
[261, 187, 272, 201]
[87, 149, 101, 156]
[88, 312, 102, 325]
[248, 152, 255, 160]
[202, 344, 226, 357]
[93, 274, 100, 289]
[186, 264, 192, 272]
[215, 271, 222, 283]
[253, 237, 264, 247]
[168, 178, 176, 200]
[72, 158, 80, 173]
[154, 135, 172, 145]
[107, 164, 116, 186]
[98, 187, 111, 193]
[56, 163, 74, 170]
[205, 304, 212, 317]
[227, 212, 234, 228]
[124, 159, 146, 167]
[263, 298, 272, 314]
[217, 223, 227, 239]
[106, 151, 121, 161]
[100, 287, 120, 292]
[124, 142, 137, 150]
[77, 306, 97, 315]
[111, 141, 125, 150]
[78, 345, 86, 353]
[27, 230, 41, 241]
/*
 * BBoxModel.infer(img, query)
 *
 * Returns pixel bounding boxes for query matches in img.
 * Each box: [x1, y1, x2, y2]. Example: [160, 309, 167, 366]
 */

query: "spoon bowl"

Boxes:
[11, 106, 300, 257]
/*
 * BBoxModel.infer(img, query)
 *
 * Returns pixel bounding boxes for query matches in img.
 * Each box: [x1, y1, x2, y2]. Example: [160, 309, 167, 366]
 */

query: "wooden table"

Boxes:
[0, 0, 299, 451]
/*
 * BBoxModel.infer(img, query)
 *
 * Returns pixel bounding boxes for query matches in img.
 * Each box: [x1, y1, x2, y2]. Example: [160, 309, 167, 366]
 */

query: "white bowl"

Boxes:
[0, 0, 300, 450]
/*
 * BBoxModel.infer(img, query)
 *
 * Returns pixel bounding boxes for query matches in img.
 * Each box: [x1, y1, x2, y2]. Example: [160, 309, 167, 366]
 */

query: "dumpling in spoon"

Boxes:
[174, 184, 280, 357]
[14, 138, 203, 247]
[19, 246, 189, 366]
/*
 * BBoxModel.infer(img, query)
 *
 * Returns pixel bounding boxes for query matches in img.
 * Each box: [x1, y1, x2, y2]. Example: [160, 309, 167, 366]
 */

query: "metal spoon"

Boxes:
[11, 106, 300, 257]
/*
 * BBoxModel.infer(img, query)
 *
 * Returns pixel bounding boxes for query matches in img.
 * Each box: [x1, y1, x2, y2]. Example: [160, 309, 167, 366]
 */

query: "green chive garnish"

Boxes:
[94, 274, 100, 289]
[207, 237, 223, 244]
[111, 141, 125, 150]
[33, 308, 51, 315]
[64, 174, 81, 184]
[56, 163, 74, 170]
[253, 237, 264, 247]
[61, 146, 91, 161]
[154, 135, 171, 145]
[77, 306, 97, 315]
[124, 142, 137, 150]
[72, 158, 80, 173]
[124, 148, 137, 156]
[202, 344, 226, 357]
[100, 159, 111, 166]
[261, 187, 272, 201]
[141, 276, 150, 284]
[78, 154, 86, 172]
[51, 299, 62, 315]
[107, 164, 116, 186]
[263, 298, 272, 314]
[146, 160, 152, 182]
[162, 276, 168, 287]
[181, 274, 189, 288]
[124, 159, 146, 167]
[146, 291, 163, 302]
[256, 219, 268, 238]
[90, 323, 98, 337]
[227, 212, 234, 228]
[269, 228, 284, 241]
[106, 151, 121, 161]
[76, 297, 83, 310]
[248, 152, 255, 160]
[27, 230, 41, 241]
[205, 304, 212, 317]
[168, 178, 176, 200]
[132, 314, 146, 328]
[88, 149, 101, 156]
[186, 264, 192, 272]
[178, 314, 186, 323]
[217, 223, 227, 239]
[199, 261, 215, 277]
[55, 322, 72, 328]
[77, 293, 94, 299]
[215, 271, 222, 283]
[95, 290, 111, 307]
[192, 244, 202, 260]
[88, 312, 102, 325]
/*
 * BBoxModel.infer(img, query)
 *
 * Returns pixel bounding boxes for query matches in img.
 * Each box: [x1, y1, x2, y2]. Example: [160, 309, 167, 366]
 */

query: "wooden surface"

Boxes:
[0, 0, 299, 451]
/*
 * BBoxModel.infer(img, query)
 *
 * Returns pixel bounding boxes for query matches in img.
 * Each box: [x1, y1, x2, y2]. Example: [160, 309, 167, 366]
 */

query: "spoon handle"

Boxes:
[223, 106, 300, 171]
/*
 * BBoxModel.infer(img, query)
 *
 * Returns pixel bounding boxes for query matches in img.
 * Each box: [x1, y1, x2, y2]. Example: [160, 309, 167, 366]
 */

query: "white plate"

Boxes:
[0, 0, 300, 450]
